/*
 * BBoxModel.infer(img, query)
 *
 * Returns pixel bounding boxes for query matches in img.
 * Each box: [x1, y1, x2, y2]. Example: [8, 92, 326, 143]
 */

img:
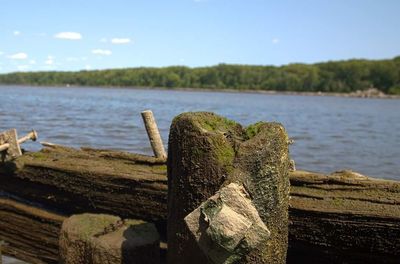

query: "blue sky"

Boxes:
[0, 0, 399, 73]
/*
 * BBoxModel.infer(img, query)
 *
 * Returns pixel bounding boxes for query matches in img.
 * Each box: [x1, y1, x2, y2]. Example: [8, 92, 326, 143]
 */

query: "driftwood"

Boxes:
[0, 146, 399, 263]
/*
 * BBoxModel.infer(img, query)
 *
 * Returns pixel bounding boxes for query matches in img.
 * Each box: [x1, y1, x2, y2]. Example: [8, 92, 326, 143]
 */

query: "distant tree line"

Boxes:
[1, 57, 399, 94]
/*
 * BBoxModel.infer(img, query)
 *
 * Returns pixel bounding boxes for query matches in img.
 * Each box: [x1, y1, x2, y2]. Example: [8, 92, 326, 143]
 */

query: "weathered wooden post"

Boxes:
[167, 112, 291, 263]
[141, 110, 167, 160]
[0, 129, 38, 161]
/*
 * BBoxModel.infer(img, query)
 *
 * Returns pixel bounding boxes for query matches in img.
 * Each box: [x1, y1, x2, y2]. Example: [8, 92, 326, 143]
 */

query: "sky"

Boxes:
[0, 0, 399, 73]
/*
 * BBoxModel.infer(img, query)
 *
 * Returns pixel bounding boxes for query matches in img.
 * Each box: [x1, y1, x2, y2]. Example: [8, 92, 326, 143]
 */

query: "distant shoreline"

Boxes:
[1, 84, 399, 99]
[169, 87, 400, 99]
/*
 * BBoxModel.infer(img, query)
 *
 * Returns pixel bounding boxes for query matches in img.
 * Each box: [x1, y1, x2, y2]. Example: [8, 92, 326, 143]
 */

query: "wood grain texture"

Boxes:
[0, 198, 65, 264]
[0, 146, 167, 223]
[0, 146, 399, 263]
[288, 170, 400, 263]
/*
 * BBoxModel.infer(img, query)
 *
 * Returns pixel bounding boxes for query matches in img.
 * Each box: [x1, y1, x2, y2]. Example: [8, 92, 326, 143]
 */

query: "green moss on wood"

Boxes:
[29, 152, 48, 160]
[66, 213, 121, 241]
[245, 122, 266, 139]
[174, 112, 240, 133]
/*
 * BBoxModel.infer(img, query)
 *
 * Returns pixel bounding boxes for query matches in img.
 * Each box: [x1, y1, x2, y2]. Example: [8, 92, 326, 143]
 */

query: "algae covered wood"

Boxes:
[167, 112, 290, 264]
[0, 197, 65, 264]
[0, 144, 399, 263]
[0, 145, 167, 223]
[60, 213, 160, 264]
[288, 170, 400, 263]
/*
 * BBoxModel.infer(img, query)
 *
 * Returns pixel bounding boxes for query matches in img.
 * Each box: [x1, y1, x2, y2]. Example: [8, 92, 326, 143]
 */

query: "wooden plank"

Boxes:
[0, 197, 65, 264]
[0, 146, 167, 223]
[288, 170, 400, 263]
[0, 147, 399, 262]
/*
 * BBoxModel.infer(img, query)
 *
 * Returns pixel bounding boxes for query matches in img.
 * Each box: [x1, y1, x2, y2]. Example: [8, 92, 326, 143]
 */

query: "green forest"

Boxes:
[1, 56, 400, 94]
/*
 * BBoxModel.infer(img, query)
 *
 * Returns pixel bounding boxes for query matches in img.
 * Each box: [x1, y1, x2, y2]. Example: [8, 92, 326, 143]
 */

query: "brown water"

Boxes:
[0, 85, 399, 180]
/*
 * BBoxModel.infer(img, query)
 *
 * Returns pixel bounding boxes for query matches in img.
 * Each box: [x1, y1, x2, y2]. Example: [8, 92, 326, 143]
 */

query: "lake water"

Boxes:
[0, 85, 399, 180]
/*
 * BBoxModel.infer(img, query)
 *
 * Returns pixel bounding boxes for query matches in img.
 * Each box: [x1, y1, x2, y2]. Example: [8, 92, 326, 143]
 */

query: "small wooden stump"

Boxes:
[167, 112, 290, 263]
[59, 214, 160, 264]
[60, 214, 120, 263]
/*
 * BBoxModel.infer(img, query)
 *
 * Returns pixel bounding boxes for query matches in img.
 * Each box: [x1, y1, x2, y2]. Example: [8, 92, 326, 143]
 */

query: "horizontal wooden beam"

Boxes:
[0, 197, 65, 264]
[288, 170, 400, 263]
[0, 146, 167, 223]
[0, 147, 399, 263]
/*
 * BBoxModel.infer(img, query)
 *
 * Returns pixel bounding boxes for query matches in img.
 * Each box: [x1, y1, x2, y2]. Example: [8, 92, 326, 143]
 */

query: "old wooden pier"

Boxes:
[0, 112, 399, 263]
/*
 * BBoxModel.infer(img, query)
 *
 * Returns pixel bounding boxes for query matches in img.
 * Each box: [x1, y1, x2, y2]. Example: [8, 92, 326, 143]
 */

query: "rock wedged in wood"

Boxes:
[185, 183, 270, 264]
[167, 112, 290, 263]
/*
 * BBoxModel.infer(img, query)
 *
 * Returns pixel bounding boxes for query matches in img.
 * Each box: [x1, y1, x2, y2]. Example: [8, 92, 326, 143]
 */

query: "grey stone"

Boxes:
[185, 183, 270, 264]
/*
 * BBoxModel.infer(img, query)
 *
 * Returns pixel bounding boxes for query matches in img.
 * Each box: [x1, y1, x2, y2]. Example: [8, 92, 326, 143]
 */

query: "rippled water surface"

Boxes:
[1, 85, 399, 180]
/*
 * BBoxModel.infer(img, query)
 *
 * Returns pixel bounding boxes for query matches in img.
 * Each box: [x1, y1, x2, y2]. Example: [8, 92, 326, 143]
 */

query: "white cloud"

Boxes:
[54, 32, 82, 40]
[0, 51, 4, 56]
[92, 49, 112, 56]
[85, 65, 92, 70]
[29, 60, 36, 65]
[111, 38, 131, 44]
[8, 52, 28, 60]
[272, 38, 280, 44]
[13, 30, 21, 36]
[100, 38, 108, 43]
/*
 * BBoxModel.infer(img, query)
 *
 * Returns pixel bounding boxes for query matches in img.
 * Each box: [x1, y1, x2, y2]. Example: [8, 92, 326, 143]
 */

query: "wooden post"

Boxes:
[167, 112, 290, 263]
[141, 110, 167, 160]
